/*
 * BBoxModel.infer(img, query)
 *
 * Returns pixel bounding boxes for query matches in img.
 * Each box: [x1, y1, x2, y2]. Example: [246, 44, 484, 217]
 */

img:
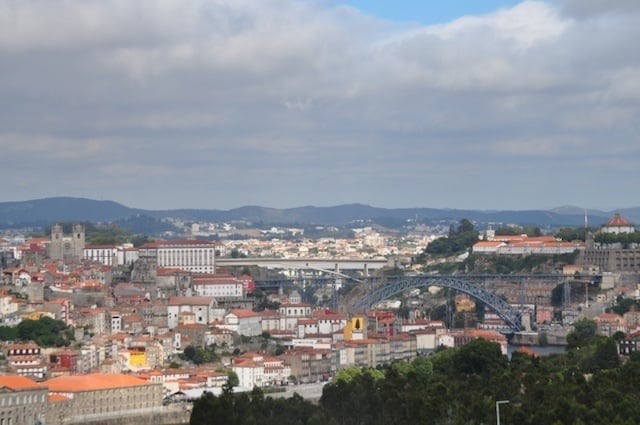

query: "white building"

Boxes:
[84, 244, 139, 266]
[313, 309, 348, 335]
[233, 358, 264, 389]
[601, 213, 635, 234]
[152, 240, 216, 273]
[220, 310, 262, 337]
[167, 296, 221, 329]
[84, 245, 119, 265]
[278, 303, 312, 332]
[111, 311, 122, 334]
[192, 275, 244, 298]
[232, 354, 290, 388]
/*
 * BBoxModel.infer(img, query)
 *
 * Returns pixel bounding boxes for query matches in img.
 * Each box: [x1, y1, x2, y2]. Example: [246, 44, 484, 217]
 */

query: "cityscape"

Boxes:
[2, 0, 640, 424]
[0, 201, 639, 423]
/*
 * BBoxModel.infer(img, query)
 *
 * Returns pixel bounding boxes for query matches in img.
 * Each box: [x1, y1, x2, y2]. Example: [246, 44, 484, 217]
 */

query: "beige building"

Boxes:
[45, 373, 163, 423]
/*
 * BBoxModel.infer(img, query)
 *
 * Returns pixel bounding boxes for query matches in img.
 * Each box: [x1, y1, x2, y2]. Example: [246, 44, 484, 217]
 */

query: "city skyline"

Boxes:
[2, 0, 639, 211]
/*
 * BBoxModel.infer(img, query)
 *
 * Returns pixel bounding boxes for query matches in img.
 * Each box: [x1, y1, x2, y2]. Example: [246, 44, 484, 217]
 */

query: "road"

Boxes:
[269, 382, 328, 401]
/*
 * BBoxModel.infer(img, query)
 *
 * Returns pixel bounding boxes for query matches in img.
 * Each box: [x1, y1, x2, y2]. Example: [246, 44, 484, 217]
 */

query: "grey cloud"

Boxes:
[1, 0, 639, 210]
[558, 0, 640, 18]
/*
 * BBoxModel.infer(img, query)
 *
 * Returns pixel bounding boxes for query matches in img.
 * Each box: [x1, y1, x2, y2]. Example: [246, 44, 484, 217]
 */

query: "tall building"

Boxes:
[48, 224, 85, 261]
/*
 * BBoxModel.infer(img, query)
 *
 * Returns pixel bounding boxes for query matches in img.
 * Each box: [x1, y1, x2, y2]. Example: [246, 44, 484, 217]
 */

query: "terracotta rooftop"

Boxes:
[49, 394, 71, 403]
[168, 296, 215, 306]
[46, 373, 152, 392]
[0, 375, 46, 391]
[228, 309, 260, 318]
[606, 213, 632, 227]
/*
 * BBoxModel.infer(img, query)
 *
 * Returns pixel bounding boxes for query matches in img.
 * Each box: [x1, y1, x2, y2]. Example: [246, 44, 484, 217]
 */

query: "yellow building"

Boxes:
[22, 311, 55, 321]
[128, 350, 148, 369]
[455, 295, 476, 312]
[343, 317, 365, 341]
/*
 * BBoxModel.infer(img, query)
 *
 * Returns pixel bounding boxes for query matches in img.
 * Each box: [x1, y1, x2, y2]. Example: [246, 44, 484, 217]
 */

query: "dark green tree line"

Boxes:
[191, 333, 636, 425]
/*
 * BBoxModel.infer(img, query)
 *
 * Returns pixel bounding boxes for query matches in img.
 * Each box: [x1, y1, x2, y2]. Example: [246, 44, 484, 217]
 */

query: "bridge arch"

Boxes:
[352, 276, 524, 332]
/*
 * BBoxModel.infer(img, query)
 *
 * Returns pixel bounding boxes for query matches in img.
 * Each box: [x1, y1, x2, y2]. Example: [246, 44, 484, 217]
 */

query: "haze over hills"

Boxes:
[0, 197, 638, 230]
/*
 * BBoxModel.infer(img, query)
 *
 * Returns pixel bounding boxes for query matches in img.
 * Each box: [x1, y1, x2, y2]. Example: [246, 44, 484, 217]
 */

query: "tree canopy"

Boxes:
[594, 231, 640, 245]
[0, 316, 74, 347]
[190, 335, 636, 425]
[423, 219, 479, 258]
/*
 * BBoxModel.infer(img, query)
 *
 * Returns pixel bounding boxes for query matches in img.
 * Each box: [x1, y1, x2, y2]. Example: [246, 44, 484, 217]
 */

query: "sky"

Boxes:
[1, 0, 639, 211]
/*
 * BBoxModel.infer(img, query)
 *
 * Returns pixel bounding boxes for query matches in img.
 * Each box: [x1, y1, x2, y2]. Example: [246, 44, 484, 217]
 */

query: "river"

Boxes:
[507, 343, 566, 358]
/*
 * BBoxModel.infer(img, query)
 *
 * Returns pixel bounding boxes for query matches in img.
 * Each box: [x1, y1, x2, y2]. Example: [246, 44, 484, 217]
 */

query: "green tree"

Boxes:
[567, 318, 597, 349]
[227, 371, 239, 388]
[593, 338, 620, 370]
[15, 316, 74, 347]
[424, 219, 479, 258]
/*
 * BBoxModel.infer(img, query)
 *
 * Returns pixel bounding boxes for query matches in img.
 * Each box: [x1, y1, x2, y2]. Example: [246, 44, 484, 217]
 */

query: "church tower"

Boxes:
[49, 224, 64, 260]
[72, 224, 85, 260]
[48, 223, 85, 261]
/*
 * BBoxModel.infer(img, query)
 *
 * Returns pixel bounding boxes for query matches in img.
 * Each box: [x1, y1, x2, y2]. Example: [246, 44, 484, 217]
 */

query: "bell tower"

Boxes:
[49, 224, 64, 260]
[72, 224, 85, 260]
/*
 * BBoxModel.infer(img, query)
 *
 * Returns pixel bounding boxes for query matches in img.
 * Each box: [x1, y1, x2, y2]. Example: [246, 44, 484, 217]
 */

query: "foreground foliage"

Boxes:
[191, 336, 639, 425]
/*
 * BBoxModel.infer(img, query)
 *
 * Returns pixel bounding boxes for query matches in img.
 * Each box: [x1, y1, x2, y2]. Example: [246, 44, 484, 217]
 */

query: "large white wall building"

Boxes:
[192, 275, 244, 298]
[147, 240, 216, 273]
[84, 244, 139, 266]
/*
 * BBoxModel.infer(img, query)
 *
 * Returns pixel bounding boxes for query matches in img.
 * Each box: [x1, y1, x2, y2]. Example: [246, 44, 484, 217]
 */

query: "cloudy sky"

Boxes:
[1, 0, 639, 211]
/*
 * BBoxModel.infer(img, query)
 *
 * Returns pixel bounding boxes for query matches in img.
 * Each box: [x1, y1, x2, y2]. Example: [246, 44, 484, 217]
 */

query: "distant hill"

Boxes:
[0, 197, 144, 226]
[0, 197, 635, 230]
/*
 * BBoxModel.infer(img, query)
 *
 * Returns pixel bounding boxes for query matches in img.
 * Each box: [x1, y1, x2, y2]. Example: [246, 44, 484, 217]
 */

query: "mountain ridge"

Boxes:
[0, 197, 638, 229]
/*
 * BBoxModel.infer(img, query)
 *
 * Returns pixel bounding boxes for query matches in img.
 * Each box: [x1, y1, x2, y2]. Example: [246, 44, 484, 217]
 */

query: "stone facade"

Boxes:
[0, 376, 48, 425]
[49, 224, 85, 261]
[46, 373, 163, 423]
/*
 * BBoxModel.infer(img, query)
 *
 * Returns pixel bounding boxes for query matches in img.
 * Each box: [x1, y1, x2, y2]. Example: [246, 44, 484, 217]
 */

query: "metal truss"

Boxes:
[351, 276, 528, 332]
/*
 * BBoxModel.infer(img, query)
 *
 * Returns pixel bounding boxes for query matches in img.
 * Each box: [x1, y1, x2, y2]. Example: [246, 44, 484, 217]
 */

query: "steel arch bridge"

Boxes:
[352, 276, 526, 332]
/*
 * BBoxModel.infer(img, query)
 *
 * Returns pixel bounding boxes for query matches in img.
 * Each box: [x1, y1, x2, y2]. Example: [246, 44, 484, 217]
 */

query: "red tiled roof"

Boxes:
[606, 213, 632, 227]
[229, 309, 260, 318]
